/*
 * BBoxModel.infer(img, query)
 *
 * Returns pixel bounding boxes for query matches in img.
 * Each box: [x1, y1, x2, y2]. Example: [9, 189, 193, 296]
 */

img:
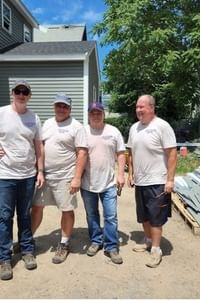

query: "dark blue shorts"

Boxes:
[135, 184, 171, 226]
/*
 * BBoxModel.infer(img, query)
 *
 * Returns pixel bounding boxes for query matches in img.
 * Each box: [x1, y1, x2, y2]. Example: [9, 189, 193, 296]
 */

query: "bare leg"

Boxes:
[61, 210, 74, 238]
[150, 225, 162, 247]
[142, 221, 151, 239]
[31, 205, 44, 235]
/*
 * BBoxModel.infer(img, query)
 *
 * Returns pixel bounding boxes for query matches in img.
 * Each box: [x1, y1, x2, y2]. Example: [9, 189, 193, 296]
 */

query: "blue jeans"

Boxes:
[0, 177, 36, 262]
[81, 185, 119, 252]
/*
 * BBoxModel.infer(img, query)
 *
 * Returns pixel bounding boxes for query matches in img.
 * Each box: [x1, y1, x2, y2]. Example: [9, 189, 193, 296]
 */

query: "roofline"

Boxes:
[38, 24, 86, 28]
[12, 0, 39, 28]
[94, 43, 101, 82]
[0, 54, 88, 62]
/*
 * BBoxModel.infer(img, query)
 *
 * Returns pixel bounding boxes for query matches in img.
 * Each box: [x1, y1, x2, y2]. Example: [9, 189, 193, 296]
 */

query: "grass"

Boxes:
[176, 152, 200, 175]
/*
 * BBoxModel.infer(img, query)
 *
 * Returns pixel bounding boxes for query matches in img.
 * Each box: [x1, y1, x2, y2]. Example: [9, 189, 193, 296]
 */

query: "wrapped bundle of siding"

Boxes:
[174, 168, 200, 225]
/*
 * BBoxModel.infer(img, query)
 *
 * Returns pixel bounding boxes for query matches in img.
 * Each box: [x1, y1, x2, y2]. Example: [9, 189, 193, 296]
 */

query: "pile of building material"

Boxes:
[173, 168, 200, 235]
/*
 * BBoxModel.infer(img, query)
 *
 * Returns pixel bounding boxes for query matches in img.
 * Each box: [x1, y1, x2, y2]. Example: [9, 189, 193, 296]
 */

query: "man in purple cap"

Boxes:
[31, 93, 88, 264]
[0, 80, 44, 280]
[80, 102, 125, 264]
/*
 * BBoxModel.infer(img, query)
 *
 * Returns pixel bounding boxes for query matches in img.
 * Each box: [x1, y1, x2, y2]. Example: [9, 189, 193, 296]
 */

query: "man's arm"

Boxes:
[116, 151, 125, 191]
[70, 147, 88, 194]
[164, 147, 177, 193]
[34, 139, 45, 188]
[127, 148, 134, 187]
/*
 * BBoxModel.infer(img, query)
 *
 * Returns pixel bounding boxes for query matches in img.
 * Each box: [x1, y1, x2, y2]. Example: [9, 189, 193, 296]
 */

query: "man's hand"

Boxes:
[36, 172, 45, 188]
[127, 175, 134, 188]
[164, 180, 174, 193]
[70, 177, 81, 194]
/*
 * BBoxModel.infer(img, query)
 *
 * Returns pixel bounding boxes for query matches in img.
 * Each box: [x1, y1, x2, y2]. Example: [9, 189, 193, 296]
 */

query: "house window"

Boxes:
[93, 86, 97, 102]
[24, 24, 31, 42]
[2, 1, 11, 33]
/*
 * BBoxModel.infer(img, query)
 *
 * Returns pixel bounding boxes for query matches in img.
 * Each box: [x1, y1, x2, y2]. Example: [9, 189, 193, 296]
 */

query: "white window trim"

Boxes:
[24, 24, 31, 42]
[2, 1, 12, 34]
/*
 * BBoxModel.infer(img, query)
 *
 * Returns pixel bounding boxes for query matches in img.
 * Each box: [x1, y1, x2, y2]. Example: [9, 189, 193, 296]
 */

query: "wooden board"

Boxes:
[172, 193, 200, 235]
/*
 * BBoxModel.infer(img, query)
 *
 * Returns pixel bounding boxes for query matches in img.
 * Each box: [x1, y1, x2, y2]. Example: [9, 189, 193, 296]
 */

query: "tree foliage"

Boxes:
[93, 0, 200, 123]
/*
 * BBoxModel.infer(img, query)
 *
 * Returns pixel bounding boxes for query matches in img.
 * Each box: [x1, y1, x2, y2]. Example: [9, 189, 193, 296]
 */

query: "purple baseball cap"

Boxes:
[88, 102, 104, 112]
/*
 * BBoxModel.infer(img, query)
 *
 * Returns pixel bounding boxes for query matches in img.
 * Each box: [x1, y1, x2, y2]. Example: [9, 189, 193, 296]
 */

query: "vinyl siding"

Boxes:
[0, 61, 85, 123]
[0, 0, 33, 51]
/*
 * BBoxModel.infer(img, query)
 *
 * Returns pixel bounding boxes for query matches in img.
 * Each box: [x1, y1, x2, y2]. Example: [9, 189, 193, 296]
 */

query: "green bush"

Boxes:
[105, 116, 134, 143]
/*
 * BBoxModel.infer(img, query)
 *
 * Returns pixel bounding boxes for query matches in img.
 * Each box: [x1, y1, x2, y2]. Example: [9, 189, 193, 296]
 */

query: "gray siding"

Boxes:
[0, 0, 33, 51]
[89, 48, 99, 103]
[0, 61, 84, 123]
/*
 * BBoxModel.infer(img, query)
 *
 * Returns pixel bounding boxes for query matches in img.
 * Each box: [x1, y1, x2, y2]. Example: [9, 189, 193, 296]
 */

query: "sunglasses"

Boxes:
[14, 88, 30, 96]
[55, 103, 70, 109]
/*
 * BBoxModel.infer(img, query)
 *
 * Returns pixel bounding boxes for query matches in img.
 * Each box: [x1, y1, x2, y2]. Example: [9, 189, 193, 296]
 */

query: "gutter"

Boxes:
[0, 53, 88, 62]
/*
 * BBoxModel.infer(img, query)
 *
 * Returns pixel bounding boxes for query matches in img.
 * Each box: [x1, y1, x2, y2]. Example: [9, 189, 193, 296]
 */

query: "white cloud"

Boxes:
[32, 7, 44, 15]
[53, 0, 83, 22]
[82, 10, 102, 24]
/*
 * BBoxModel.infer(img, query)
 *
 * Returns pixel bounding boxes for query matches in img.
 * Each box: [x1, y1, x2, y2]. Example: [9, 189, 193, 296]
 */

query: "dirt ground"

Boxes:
[1, 184, 200, 299]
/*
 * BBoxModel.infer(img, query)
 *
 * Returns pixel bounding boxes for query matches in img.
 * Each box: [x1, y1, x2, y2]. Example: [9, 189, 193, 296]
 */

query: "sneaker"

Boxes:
[104, 250, 123, 264]
[0, 261, 13, 280]
[52, 243, 69, 264]
[22, 254, 37, 270]
[146, 251, 162, 268]
[132, 238, 152, 252]
[87, 243, 102, 256]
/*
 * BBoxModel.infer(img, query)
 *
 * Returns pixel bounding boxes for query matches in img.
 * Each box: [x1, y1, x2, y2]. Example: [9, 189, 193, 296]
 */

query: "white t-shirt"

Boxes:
[81, 124, 125, 192]
[127, 117, 177, 186]
[0, 105, 42, 179]
[43, 116, 88, 180]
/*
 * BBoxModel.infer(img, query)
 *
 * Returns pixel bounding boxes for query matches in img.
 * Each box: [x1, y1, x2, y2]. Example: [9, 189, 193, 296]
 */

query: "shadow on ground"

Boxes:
[130, 230, 173, 256]
[12, 227, 130, 267]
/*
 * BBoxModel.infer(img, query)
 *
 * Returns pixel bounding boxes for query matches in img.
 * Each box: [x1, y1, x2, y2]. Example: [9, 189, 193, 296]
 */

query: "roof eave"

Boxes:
[12, 0, 39, 28]
[0, 54, 88, 61]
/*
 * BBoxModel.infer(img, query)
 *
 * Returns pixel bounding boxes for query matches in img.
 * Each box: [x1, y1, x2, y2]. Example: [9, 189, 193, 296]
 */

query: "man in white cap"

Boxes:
[31, 93, 88, 264]
[81, 102, 125, 264]
[0, 80, 44, 280]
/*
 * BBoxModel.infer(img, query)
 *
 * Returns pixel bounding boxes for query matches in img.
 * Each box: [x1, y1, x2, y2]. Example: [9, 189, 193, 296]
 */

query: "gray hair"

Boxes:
[138, 94, 155, 107]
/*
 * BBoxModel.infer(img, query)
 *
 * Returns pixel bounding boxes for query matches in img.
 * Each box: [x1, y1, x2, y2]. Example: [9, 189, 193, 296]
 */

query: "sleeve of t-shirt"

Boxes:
[116, 128, 126, 152]
[75, 125, 88, 148]
[161, 122, 177, 149]
[34, 114, 42, 141]
[127, 126, 133, 148]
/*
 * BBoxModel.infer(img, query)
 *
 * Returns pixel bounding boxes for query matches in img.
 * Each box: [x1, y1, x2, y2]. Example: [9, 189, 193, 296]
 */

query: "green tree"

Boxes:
[94, 0, 200, 123]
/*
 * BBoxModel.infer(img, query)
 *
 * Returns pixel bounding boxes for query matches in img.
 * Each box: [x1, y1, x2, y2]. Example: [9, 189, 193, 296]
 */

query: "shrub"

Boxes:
[105, 116, 134, 143]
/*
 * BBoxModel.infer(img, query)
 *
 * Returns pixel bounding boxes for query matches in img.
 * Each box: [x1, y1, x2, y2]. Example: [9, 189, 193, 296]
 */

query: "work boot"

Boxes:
[104, 250, 123, 264]
[22, 254, 37, 270]
[87, 243, 102, 256]
[52, 243, 69, 264]
[0, 261, 13, 280]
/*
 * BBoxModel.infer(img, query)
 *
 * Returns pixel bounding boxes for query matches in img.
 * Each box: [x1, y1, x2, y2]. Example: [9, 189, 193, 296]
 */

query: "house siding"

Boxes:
[0, 0, 33, 52]
[0, 61, 85, 123]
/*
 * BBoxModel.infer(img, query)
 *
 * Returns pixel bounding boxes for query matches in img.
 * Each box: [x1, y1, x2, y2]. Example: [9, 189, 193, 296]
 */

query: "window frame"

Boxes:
[2, 0, 12, 34]
[24, 24, 31, 42]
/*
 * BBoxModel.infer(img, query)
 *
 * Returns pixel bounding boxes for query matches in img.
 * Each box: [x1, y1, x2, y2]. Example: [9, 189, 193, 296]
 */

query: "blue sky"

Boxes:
[22, 0, 110, 79]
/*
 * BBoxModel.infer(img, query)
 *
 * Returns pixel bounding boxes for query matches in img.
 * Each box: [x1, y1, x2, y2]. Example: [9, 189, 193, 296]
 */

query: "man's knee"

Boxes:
[31, 205, 44, 214]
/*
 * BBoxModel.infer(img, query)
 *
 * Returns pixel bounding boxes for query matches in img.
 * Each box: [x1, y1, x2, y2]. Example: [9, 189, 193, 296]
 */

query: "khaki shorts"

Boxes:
[32, 179, 77, 211]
